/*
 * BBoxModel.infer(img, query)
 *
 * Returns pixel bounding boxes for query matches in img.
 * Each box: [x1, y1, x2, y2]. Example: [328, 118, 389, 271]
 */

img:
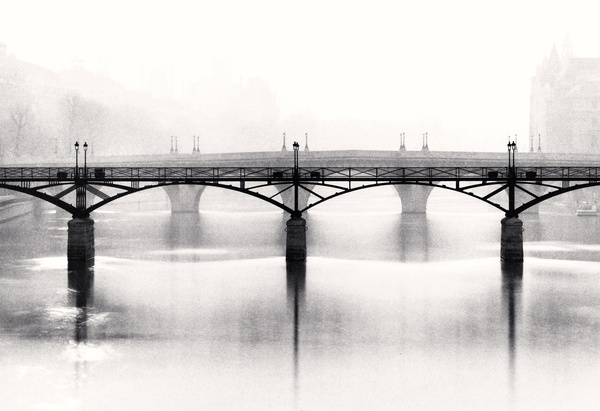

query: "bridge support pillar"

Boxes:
[394, 185, 434, 214]
[68, 217, 95, 263]
[500, 217, 523, 262]
[286, 217, 307, 261]
[163, 185, 206, 213]
[68, 217, 95, 296]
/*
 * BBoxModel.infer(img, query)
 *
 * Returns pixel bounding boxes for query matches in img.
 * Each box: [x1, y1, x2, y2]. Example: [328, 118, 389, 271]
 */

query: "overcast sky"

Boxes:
[1, 0, 599, 151]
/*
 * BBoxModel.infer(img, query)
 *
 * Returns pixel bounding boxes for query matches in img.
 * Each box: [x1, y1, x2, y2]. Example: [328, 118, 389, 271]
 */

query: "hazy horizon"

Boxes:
[2, 1, 600, 153]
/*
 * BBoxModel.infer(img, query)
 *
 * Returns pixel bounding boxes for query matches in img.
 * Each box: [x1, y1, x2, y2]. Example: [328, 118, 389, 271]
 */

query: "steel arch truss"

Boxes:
[275, 166, 600, 215]
[1, 166, 600, 216]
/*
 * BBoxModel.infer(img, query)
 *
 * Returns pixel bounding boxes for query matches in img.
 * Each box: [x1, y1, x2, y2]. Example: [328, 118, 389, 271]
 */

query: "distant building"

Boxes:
[0, 42, 169, 159]
[530, 38, 600, 153]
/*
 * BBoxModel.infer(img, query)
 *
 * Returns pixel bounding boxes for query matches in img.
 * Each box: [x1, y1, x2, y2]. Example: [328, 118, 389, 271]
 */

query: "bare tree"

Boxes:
[9, 100, 30, 153]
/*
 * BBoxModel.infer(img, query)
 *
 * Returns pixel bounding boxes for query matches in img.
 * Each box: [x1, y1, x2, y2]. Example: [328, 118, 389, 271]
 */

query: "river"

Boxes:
[1, 187, 599, 410]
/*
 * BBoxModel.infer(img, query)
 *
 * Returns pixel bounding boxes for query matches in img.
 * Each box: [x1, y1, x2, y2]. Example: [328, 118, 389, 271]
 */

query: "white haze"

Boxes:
[2, 0, 600, 152]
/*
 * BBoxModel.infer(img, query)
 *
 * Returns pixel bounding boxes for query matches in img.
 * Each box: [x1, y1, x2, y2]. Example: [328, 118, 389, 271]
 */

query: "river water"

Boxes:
[1, 187, 600, 410]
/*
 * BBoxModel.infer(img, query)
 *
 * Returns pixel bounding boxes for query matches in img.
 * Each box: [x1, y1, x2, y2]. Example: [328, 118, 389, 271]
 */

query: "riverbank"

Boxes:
[0, 195, 34, 222]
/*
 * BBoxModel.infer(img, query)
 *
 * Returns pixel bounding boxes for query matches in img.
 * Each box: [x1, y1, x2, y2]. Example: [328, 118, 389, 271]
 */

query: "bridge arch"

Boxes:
[0, 183, 79, 215]
[300, 181, 509, 214]
[0, 181, 294, 217]
[513, 182, 600, 215]
[84, 182, 296, 215]
[2, 170, 600, 219]
[299, 179, 600, 216]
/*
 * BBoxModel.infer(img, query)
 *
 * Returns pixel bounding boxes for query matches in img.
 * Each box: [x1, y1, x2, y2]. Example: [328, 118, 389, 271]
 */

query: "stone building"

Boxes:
[529, 39, 600, 153]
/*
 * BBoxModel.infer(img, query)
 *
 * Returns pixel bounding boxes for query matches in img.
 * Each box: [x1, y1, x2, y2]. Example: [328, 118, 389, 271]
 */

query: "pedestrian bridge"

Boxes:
[1, 164, 597, 217]
[2, 149, 600, 263]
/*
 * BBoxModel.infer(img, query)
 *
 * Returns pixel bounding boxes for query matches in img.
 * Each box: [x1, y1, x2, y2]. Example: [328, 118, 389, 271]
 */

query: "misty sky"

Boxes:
[1, 0, 599, 151]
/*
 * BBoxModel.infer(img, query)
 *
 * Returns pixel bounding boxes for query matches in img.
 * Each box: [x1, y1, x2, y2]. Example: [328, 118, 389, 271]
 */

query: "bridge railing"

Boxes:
[510, 167, 600, 180]
[0, 167, 77, 180]
[1, 166, 600, 183]
[96, 167, 300, 180]
[291, 167, 511, 180]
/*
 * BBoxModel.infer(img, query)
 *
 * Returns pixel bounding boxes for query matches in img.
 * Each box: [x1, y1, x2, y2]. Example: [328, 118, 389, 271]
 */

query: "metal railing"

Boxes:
[0, 166, 599, 183]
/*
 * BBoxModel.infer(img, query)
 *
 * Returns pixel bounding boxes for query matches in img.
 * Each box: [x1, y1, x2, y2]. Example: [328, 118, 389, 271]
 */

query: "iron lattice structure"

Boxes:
[0, 166, 599, 217]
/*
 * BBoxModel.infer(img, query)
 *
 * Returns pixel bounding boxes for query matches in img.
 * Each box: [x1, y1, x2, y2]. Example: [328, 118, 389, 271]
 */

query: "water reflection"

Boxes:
[161, 211, 286, 261]
[397, 214, 429, 262]
[67, 259, 94, 406]
[68, 260, 94, 315]
[286, 261, 306, 411]
[501, 261, 523, 407]
[166, 213, 202, 251]
[164, 213, 203, 264]
[7, 195, 600, 410]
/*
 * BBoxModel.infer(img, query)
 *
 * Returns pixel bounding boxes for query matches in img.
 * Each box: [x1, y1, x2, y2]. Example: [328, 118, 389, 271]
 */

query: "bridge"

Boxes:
[2, 146, 600, 264]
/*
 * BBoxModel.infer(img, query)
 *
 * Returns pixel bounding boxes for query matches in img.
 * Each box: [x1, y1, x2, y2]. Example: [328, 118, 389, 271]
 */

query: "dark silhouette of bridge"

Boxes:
[1, 164, 598, 216]
[2, 146, 600, 262]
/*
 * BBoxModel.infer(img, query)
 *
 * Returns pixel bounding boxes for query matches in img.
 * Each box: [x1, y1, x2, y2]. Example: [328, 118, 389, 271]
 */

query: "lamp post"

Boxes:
[293, 141, 299, 169]
[506, 139, 517, 216]
[83, 142, 88, 177]
[512, 141, 516, 169]
[421, 132, 429, 150]
[74, 141, 80, 178]
[293, 141, 300, 217]
[507, 140, 517, 175]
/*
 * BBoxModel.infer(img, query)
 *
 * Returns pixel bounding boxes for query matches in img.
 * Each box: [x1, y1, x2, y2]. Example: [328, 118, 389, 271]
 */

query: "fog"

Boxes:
[1, 0, 600, 159]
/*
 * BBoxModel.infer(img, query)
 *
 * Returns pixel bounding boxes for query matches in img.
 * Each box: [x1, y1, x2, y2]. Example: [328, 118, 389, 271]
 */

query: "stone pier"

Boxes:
[286, 217, 307, 261]
[67, 217, 95, 303]
[163, 185, 206, 213]
[68, 217, 95, 263]
[500, 217, 523, 262]
[394, 185, 434, 214]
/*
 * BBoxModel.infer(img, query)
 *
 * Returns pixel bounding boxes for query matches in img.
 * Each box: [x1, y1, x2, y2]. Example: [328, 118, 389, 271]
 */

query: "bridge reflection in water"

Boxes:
[501, 262, 523, 405]
[67, 256, 94, 404]
[61, 256, 526, 410]
[4, 199, 594, 410]
[286, 261, 306, 411]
